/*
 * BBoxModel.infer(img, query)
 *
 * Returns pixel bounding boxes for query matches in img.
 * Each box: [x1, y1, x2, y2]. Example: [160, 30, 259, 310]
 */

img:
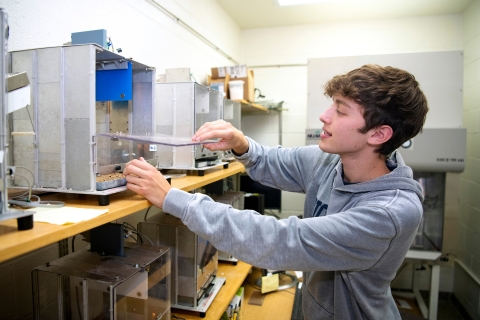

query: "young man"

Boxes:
[124, 64, 429, 319]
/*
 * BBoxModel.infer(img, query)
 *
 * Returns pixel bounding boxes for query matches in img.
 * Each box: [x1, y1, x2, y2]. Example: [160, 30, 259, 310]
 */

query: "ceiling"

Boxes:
[216, 0, 475, 30]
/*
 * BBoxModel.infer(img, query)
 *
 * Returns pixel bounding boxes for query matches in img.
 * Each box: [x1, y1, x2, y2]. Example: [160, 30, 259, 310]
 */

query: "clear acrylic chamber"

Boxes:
[155, 82, 224, 169]
[8, 44, 155, 201]
[138, 212, 224, 314]
[32, 244, 171, 320]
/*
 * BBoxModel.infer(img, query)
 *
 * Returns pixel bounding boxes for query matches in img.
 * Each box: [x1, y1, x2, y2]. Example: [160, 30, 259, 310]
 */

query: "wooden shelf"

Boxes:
[0, 162, 245, 264]
[236, 99, 269, 114]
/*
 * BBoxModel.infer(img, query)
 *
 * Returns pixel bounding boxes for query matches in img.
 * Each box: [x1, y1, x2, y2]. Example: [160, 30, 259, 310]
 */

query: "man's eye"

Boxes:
[336, 109, 344, 115]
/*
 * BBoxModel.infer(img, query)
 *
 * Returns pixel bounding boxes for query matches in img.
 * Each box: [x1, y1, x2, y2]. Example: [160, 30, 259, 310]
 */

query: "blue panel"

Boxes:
[71, 29, 107, 49]
[96, 62, 132, 102]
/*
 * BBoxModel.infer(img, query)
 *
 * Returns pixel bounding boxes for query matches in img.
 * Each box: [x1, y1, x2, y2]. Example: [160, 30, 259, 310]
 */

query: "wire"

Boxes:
[8, 199, 64, 208]
[172, 315, 186, 320]
[122, 222, 154, 246]
[72, 235, 76, 253]
[144, 206, 152, 221]
[190, 73, 198, 83]
[123, 221, 137, 231]
[134, 230, 154, 246]
[12, 172, 32, 201]
[16, 166, 35, 185]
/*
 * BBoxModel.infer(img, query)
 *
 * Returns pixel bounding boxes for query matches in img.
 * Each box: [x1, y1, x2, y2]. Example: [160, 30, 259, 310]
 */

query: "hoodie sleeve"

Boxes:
[234, 137, 323, 193]
[163, 187, 419, 272]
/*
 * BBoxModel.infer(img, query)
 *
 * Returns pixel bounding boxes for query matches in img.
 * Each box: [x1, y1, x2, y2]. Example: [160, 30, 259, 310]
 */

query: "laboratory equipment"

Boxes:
[8, 43, 156, 205]
[0, 8, 33, 229]
[138, 212, 224, 317]
[155, 82, 228, 175]
[32, 243, 171, 320]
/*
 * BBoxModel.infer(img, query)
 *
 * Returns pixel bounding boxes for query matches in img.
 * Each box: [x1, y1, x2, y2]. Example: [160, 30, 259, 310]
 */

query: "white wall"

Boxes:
[456, 1, 480, 319]
[1, 0, 241, 82]
[241, 15, 464, 218]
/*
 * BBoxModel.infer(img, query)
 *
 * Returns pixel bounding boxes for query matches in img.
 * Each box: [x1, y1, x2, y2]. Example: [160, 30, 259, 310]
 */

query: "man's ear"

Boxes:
[368, 125, 393, 146]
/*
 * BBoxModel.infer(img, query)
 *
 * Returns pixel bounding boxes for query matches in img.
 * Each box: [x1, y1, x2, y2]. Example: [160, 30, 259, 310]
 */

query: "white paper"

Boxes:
[217, 67, 226, 77]
[33, 206, 109, 225]
[396, 299, 412, 309]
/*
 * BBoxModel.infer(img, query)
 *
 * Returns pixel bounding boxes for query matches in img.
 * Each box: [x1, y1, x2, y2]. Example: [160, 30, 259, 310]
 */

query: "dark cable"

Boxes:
[144, 206, 152, 221]
[72, 235, 77, 253]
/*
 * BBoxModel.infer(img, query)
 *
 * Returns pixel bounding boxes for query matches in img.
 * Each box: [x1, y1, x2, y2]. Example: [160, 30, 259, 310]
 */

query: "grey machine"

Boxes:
[8, 43, 157, 205]
[0, 8, 34, 229]
[155, 82, 228, 176]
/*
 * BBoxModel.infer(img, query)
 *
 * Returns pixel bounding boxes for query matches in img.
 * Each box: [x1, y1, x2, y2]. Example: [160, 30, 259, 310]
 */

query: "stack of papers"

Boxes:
[33, 206, 109, 225]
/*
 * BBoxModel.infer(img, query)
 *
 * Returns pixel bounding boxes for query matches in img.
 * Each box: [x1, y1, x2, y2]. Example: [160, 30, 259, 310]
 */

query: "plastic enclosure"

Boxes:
[138, 212, 218, 308]
[155, 82, 224, 169]
[8, 44, 155, 197]
[32, 244, 171, 320]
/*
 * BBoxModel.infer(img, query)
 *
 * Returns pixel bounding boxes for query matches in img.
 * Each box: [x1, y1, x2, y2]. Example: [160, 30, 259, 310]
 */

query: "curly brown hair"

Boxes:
[324, 64, 429, 156]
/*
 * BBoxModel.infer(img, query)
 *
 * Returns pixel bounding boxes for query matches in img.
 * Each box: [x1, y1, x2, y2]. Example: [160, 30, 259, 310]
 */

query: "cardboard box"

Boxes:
[208, 73, 230, 98]
[210, 66, 255, 102]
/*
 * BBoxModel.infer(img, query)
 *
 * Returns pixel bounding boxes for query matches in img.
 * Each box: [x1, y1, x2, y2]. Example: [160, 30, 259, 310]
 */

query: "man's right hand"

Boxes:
[192, 120, 249, 155]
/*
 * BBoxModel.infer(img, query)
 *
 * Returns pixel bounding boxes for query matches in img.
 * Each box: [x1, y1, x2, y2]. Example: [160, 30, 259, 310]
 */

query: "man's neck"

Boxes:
[341, 153, 390, 183]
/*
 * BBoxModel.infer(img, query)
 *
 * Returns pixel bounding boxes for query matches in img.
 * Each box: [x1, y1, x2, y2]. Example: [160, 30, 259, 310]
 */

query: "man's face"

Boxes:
[319, 95, 370, 157]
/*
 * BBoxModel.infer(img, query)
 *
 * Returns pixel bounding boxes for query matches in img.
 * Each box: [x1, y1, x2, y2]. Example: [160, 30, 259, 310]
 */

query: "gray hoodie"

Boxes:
[163, 137, 424, 320]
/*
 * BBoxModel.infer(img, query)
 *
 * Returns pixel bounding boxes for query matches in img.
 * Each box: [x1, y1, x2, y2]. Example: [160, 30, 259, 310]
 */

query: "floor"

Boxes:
[425, 291, 472, 320]
[398, 291, 472, 320]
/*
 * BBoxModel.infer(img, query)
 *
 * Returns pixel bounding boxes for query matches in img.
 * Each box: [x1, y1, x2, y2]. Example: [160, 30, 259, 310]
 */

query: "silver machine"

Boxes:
[155, 82, 228, 176]
[138, 212, 224, 317]
[32, 244, 171, 320]
[8, 43, 156, 205]
[0, 8, 34, 229]
[399, 128, 466, 252]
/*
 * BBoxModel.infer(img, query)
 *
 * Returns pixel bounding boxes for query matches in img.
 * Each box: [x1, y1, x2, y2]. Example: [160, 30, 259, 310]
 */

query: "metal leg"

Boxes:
[428, 265, 440, 320]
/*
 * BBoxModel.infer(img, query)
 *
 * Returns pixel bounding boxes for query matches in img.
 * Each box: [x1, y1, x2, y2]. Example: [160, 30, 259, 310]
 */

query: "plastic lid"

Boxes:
[229, 80, 244, 85]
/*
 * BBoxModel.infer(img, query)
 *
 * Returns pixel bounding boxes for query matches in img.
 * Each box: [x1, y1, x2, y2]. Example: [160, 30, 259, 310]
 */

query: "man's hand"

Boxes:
[192, 120, 249, 155]
[124, 157, 171, 208]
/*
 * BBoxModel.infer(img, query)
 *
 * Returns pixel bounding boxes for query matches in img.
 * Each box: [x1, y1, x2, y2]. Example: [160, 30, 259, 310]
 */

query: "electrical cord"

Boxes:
[144, 206, 152, 221]
[8, 199, 65, 208]
[123, 222, 154, 246]
[16, 166, 35, 185]
[72, 235, 76, 253]
[11, 172, 32, 201]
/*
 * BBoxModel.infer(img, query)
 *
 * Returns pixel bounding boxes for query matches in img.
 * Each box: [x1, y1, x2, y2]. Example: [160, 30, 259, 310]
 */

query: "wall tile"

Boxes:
[464, 228, 480, 262]
[454, 262, 480, 319]
[463, 0, 480, 43]
[464, 34, 480, 65]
